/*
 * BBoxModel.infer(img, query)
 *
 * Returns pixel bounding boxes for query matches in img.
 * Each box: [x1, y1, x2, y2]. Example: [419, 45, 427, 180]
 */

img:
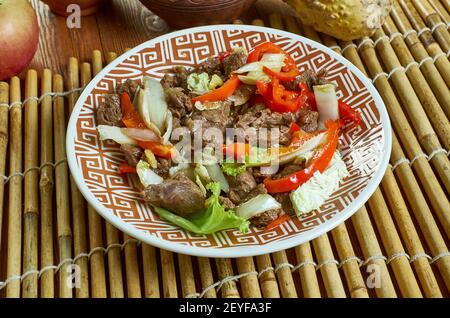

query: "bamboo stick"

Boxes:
[178, 254, 197, 298]
[251, 19, 265, 27]
[271, 251, 298, 298]
[105, 223, 124, 298]
[390, 132, 450, 290]
[442, 0, 450, 13]
[215, 258, 240, 298]
[255, 254, 281, 298]
[428, 0, 450, 22]
[67, 57, 89, 298]
[381, 166, 442, 297]
[0, 82, 8, 250]
[142, 244, 160, 298]
[351, 207, 397, 298]
[80, 62, 107, 297]
[92, 50, 103, 76]
[160, 249, 178, 298]
[53, 74, 73, 298]
[400, 0, 450, 56]
[294, 244, 321, 298]
[372, 29, 450, 151]
[5, 77, 22, 298]
[430, 0, 450, 21]
[357, 37, 450, 195]
[331, 225, 369, 298]
[391, 1, 450, 88]
[312, 235, 346, 298]
[236, 257, 262, 298]
[412, 0, 450, 50]
[123, 234, 142, 298]
[22, 69, 39, 298]
[39, 69, 55, 298]
[104, 51, 126, 298]
[383, 15, 450, 118]
[367, 189, 423, 297]
[197, 257, 217, 298]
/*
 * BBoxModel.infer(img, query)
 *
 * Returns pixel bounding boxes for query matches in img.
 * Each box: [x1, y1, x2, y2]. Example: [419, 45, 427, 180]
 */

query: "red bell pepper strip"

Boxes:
[118, 162, 136, 174]
[121, 92, 147, 129]
[264, 215, 291, 232]
[270, 78, 301, 113]
[298, 82, 317, 111]
[256, 80, 272, 100]
[138, 141, 175, 159]
[289, 122, 301, 136]
[263, 120, 340, 193]
[338, 101, 361, 126]
[192, 76, 241, 103]
[263, 65, 300, 81]
[247, 42, 285, 63]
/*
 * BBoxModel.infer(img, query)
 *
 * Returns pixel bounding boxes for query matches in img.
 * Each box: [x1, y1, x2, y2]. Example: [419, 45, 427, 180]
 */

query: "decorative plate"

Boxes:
[67, 25, 391, 258]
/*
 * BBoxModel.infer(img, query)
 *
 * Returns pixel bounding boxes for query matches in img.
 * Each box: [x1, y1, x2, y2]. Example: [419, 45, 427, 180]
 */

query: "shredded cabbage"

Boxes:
[136, 160, 163, 187]
[235, 194, 282, 220]
[187, 73, 224, 95]
[290, 151, 349, 216]
[313, 84, 339, 129]
[97, 125, 137, 145]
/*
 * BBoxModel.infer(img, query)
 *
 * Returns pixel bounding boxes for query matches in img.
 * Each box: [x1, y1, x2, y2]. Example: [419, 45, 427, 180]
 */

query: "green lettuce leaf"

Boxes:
[220, 162, 247, 177]
[154, 182, 250, 235]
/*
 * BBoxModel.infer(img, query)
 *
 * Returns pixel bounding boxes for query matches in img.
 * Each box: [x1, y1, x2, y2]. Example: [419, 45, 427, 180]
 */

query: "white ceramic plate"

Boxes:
[67, 25, 391, 258]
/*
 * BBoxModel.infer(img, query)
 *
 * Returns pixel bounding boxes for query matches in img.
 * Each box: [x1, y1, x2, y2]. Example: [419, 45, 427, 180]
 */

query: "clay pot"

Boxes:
[139, 0, 256, 29]
[42, 0, 107, 16]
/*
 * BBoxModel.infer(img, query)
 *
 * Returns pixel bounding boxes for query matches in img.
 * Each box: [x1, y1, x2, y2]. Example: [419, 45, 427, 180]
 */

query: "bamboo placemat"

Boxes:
[1, 0, 450, 298]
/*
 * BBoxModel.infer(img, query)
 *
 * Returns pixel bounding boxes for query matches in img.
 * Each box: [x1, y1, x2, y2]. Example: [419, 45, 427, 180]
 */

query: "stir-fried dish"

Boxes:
[96, 42, 361, 234]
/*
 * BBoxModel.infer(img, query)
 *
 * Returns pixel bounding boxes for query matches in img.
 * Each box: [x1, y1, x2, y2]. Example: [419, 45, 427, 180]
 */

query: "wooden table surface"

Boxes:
[28, 0, 170, 79]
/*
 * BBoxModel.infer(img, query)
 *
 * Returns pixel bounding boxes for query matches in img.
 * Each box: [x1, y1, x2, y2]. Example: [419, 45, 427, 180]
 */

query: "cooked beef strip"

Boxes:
[142, 172, 205, 218]
[234, 103, 295, 146]
[272, 164, 303, 180]
[191, 100, 232, 133]
[193, 57, 223, 77]
[154, 158, 171, 178]
[120, 144, 143, 167]
[226, 170, 257, 205]
[228, 84, 256, 106]
[165, 87, 193, 119]
[284, 69, 330, 91]
[219, 196, 235, 210]
[250, 208, 285, 228]
[96, 94, 122, 127]
[161, 66, 189, 91]
[273, 193, 296, 216]
[297, 108, 319, 132]
[222, 50, 247, 77]
[116, 79, 140, 101]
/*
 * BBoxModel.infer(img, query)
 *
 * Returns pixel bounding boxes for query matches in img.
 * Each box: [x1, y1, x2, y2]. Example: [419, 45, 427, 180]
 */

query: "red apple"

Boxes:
[0, 0, 40, 80]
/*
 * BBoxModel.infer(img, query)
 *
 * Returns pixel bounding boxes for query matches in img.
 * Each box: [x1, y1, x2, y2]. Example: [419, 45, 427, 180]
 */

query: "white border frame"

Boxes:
[67, 25, 392, 258]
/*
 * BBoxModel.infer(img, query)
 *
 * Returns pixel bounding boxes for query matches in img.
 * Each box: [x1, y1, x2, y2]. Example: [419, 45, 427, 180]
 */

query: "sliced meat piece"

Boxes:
[142, 172, 205, 218]
[245, 184, 267, 201]
[96, 94, 122, 127]
[116, 79, 140, 101]
[226, 170, 257, 205]
[191, 100, 232, 133]
[165, 87, 193, 119]
[161, 66, 189, 91]
[297, 108, 319, 132]
[120, 144, 143, 167]
[219, 196, 235, 210]
[234, 103, 295, 146]
[250, 208, 285, 228]
[273, 164, 303, 180]
[222, 49, 248, 77]
[284, 69, 330, 91]
[273, 193, 296, 216]
[154, 158, 171, 178]
[194, 57, 222, 77]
